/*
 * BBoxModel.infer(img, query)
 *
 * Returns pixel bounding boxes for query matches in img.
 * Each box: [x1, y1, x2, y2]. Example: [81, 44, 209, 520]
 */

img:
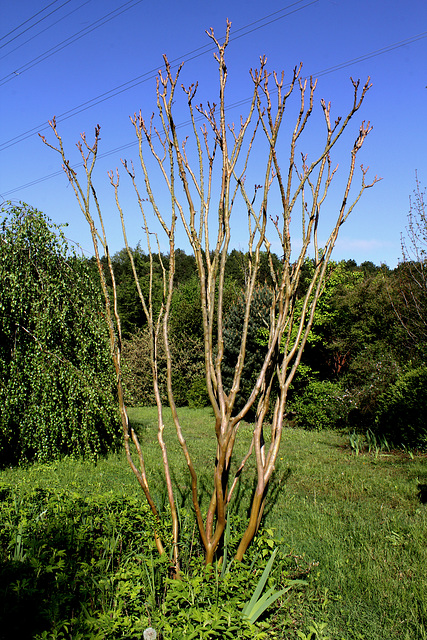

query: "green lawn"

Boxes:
[1, 406, 426, 639]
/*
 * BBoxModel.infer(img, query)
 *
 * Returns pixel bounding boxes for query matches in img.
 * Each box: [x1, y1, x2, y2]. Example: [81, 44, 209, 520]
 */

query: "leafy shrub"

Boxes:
[122, 328, 166, 406]
[373, 365, 427, 449]
[340, 342, 401, 432]
[188, 377, 210, 408]
[0, 483, 307, 639]
[171, 370, 190, 407]
[288, 378, 350, 431]
[122, 329, 205, 407]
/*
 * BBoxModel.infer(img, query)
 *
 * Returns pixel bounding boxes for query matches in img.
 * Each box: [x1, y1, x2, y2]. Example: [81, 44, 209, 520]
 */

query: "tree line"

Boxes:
[2, 200, 425, 470]
[107, 242, 427, 450]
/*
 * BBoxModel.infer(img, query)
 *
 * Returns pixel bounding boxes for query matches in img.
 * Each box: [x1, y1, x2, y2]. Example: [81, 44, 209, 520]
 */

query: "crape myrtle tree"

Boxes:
[41, 22, 379, 569]
[0, 203, 121, 466]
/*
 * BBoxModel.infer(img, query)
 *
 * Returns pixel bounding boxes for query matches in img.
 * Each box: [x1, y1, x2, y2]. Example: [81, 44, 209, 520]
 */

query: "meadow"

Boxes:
[0, 407, 426, 639]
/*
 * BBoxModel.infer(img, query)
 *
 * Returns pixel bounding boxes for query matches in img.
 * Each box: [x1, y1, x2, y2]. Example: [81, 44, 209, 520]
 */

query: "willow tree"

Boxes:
[41, 22, 379, 570]
[0, 203, 121, 467]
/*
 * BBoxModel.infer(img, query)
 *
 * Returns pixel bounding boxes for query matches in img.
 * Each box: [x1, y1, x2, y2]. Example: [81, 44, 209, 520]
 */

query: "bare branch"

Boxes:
[43, 22, 377, 568]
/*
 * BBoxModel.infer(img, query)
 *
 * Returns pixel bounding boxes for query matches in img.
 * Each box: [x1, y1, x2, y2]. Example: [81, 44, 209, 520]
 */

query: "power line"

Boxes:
[2, 20, 427, 198]
[0, 0, 317, 151]
[0, 0, 61, 41]
[0, 0, 74, 50]
[2, 21, 425, 200]
[313, 31, 427, 78]
[0, 0, 95, 62]
[0, 0, 144, 86]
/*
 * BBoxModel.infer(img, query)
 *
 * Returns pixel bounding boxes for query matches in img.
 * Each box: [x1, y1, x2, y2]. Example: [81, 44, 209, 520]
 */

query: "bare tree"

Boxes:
[394, 174, 427, 350]
[41, 21, 379, 570]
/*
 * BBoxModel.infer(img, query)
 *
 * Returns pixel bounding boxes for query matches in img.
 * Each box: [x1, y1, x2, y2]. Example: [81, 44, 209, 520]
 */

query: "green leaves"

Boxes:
[242, 548, 307, 625]
[0, 481, 302, 639]
[0, 202, 121, 466]
[374, 365, 427, 449]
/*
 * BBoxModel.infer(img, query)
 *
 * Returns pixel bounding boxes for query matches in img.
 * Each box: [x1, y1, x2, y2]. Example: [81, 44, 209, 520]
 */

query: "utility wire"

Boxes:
[313, 31, 427, 77]
[0, 0, 95, 61]
[0, 0, 74, 50]
[0, 0, 61, 41]
[2, 26, 426, 200]
[0, 0, 317, 151]
[0, 0, 144, 85]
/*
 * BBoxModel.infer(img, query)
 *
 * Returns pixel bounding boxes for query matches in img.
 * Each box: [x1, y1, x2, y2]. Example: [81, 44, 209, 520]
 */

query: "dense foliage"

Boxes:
[0, 203, 121, 466]
[112, 246, 426, 449]
[0, 482, 308, 640]
[374, 365, 427, 449]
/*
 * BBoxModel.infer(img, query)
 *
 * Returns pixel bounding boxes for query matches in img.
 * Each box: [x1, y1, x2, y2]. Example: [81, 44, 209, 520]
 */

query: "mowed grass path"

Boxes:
[2, 406, 426, 639]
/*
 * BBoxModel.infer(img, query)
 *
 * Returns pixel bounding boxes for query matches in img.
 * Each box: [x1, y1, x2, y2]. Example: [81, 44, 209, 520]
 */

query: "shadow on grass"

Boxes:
[0, 487, 162, 640]
[169, 460, 292, 523]
[0, 560, 48, 640]
[228, 466, 293, 523]
[418, 484, 427, 504]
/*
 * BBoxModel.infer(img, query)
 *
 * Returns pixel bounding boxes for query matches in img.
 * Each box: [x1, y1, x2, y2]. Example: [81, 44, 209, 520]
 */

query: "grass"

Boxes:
[1, 406, 426, 639]
[271, 429, 427, 639]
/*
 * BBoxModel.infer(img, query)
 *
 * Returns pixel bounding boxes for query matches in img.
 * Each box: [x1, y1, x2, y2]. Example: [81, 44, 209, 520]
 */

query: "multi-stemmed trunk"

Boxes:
[41, 20, 379, 570]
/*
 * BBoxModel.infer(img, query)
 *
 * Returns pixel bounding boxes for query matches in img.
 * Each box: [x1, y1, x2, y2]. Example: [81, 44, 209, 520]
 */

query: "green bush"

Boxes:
[122, 329, 205, 407]
[288, 378, 349, 431]
[122, 328, 167, 406]
[188, 377, 210, 408]
[339, 342, 401, 432]
[0, 483, 306, 639]
[373, 365, 427, 449]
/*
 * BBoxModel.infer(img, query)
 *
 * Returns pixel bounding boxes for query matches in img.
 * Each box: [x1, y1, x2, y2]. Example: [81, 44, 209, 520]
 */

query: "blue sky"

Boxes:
[1, 0, 426, 267]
